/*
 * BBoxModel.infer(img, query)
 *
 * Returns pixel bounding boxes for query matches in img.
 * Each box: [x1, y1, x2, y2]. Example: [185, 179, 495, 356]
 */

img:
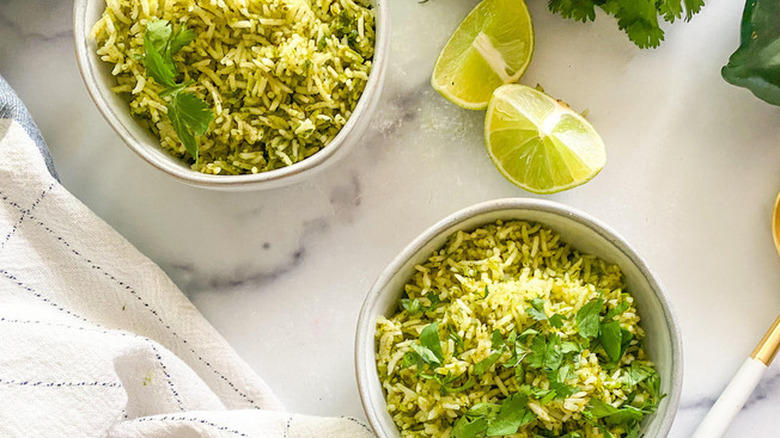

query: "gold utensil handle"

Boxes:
[750, 314, 780, 365]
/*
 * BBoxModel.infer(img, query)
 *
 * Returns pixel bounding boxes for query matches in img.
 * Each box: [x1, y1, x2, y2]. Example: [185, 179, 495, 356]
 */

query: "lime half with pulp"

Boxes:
[431, 0, 534, 110]
[485, 84, 606, 194]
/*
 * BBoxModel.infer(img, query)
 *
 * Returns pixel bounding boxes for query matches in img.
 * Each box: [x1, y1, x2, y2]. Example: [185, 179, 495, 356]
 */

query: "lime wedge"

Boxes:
[484, 84, 606, 194]
[431, 0, 534, 110]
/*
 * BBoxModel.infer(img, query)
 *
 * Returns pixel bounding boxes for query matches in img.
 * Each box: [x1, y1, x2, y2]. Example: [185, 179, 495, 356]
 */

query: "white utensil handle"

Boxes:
[691, 357, 767, 438]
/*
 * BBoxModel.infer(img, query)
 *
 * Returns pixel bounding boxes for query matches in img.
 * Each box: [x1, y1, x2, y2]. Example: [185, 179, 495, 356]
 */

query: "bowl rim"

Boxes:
[72, 0, 389, 189]
[355, 197, 683, 438]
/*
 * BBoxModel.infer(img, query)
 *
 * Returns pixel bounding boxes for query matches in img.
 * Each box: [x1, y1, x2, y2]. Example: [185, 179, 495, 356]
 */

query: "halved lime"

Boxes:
[431, 0, 534, 110]
[485, 84, 606, 194]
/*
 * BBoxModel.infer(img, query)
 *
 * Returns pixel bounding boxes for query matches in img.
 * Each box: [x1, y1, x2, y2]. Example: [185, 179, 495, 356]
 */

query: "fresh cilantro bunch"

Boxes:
[143, 19, 214, 162]
[548, 0, 705, 48]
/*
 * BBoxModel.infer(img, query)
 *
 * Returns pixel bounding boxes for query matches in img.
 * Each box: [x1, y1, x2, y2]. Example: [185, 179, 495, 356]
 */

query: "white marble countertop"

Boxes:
[2, 0, 779, 436]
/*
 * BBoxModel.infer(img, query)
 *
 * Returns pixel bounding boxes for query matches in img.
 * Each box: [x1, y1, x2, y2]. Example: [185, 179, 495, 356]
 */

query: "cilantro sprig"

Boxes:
[143, 19, 213, 161]
[422, 0, 704, 49]
[548, 0, 705, 48]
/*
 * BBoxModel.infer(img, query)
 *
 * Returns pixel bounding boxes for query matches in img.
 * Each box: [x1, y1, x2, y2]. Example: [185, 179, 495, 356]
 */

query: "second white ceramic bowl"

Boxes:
[356, 198, 683, 438]
[73, 0, 389, 191]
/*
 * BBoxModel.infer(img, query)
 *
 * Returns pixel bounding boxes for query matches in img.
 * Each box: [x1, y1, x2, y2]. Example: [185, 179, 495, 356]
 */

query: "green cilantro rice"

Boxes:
[91, 0, 374, 174]
[376, 220, 662, 438]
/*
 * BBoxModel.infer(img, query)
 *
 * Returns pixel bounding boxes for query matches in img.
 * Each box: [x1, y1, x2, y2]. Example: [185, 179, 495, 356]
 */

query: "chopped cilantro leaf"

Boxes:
[587, 398, 646, 426]
[400, 298, 421, 314]
[599, 320, 623, 363]
[576, 298, 604, 339]
[452, 416, 488, 438]
[486, 394, 534, 436]
[170, 26, 197, 54]
[525, 297, 548, 321]
[410, 343, 440, 365]
[474, 351, 503, 376]
[167, 92, 213, 162]
[528, 333, 564, 372]
[491, 330, 504, 349]
[605, 301, 630, 320]
[420, 323, 444, 363]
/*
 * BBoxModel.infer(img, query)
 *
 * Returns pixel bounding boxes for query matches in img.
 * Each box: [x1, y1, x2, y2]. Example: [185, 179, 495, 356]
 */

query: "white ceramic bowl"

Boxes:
[73, 0, 389, 191]
[356, 198, 683, 438]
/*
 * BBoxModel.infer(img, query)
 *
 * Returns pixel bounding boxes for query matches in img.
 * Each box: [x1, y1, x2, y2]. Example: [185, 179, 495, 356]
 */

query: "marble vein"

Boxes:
[164, 172, 364, 293]
[0, 10, 70, 42]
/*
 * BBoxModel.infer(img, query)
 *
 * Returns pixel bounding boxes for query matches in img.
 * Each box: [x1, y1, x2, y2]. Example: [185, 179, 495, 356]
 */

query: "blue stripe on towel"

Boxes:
[0, 75, 59, 180]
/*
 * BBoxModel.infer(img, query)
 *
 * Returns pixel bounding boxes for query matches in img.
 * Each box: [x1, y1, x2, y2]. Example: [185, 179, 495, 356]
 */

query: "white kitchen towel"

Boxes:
[0, 77, 373, 438]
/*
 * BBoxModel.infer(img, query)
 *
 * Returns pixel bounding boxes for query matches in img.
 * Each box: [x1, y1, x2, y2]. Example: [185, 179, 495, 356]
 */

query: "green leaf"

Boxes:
[143, 20, 178, 88]
[168, 92, 213, 161]
[550, 380, 576, 401]
[452, 416, 488, 438]
[528, 335, 547, 369]
[425, 291, 442, 308]
[548, 0, 597, 22]
[474, 351, 503, 376]
[683, 0, 704, 20]
[420, 323, 444, 363]
[170, 26, 197, 54]
[514, 362, 525, 380]
[605, 301, 629, 320]
[142, 19, 211, 161]
[441, 376, 476, 393]
[528, 334, 563, 372]
[606, 405, 645, 425]
[576, 298, 604, 339]
[449, 328, 465, 354]
[486, 394, 535, 436]
[625, 361, 654, 387]
[626, 425, 641, 438]
[613, 0, 665, 49]
[491, 330, 504, 349]
[525, 298, 548, 321]
[518, 328, 539, 339]
[546, 364, 578, 402]
[561, 341, 580, 354]
[549, 313, 565, 329]
[158, 80, 194, 98]
[400, 352, 423, 370]
[643, 367, 662, 400]
[144, 41, 177, 88]
[545, 0, 703, 49]
[144, 19, 173, 54]
[400, 298, 421, 314]
[657, 0, 684, 23]
[474, 331, 506, 375]
[544, 334, 563, 371]
[410, 343, 440, 365]
[503, 348, 527, 368]
[539, 389, 557, 405]
[600, 320, 623, 363]
[467, 402, 501, 419]
[619, 327, 634, 359]
[587, 398, 621, 418]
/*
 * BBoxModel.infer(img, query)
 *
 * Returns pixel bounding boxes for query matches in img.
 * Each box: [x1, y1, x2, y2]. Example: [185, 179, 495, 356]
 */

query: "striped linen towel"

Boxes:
[0, 75, 373, 437]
